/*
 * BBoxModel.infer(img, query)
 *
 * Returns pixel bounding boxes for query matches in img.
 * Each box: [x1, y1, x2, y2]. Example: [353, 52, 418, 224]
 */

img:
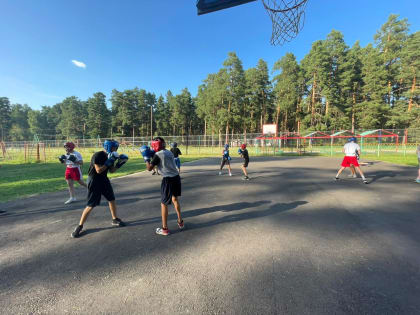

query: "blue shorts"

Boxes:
[174, 157, 181, 168]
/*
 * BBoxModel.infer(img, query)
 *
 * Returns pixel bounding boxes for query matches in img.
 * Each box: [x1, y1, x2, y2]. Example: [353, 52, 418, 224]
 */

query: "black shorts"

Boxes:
[161, 175, 181, 205]
[220, 157, 230, 168]
[86, 176, 115, 207]
[243, 159, 249, 167]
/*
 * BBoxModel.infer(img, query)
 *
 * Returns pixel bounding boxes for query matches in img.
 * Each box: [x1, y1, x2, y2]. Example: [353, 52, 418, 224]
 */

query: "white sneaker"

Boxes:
[64, 197, 76, 204]
[218, 172, 222, 175]
[347, 174, 357, 178]
[229, 173, 232, 176]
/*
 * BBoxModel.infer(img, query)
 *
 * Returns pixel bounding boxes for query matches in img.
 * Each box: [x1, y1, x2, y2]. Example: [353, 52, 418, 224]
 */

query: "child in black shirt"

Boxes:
[71, 140, 128, 238]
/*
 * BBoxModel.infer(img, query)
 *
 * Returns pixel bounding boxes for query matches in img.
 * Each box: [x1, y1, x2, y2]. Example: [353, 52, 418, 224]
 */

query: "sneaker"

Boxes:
[334, 177, 339, 181]
[156, 227, 170, 235]
[363, 179, 368, 184]
[347, 174, 357, 178]
[152, 171, 157, 175]
[64, 197, 76, 204]
[245, 176, 250, 180]
[177, 220, 185, 230]
[218, 171, 222, 176]
[71, 225, 83, 238]
[229, 173, 232, 176]
[112, 218, 125, 227]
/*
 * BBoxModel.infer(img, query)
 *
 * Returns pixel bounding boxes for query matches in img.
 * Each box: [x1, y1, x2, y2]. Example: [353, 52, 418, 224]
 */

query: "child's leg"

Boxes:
[227, 162, 232, 174]
[355, 166, 366, 180]
[161, 203, 169, 229]
[417, 168, 420, 180]
[67, 179, 75, 198]
[108, 200, 118, 220]
[220, 159, 226, 170]
[78, 179, 87, 188]
[241, 165, 248, 176]
[172, 196, 182, 223]
[350, 165, 356, 175]
[79, 206, 94, 225]
[335, 167, 346, 178]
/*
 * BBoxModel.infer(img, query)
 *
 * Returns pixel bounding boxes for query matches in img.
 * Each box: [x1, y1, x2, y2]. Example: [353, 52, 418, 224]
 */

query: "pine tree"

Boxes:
[85, 92, 110, 138]
[0, 97, 11, 141]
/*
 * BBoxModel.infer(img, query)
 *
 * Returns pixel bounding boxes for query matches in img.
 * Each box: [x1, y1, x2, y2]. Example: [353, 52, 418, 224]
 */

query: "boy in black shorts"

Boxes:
[71, 140, 128, 238]
[238, 144, 250, 180]
[140, 137, 184, 236]
[170, 142, 182, 173]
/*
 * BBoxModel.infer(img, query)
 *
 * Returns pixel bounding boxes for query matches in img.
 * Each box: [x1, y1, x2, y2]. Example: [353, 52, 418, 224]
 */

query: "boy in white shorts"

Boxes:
[59, 142, 87, 204]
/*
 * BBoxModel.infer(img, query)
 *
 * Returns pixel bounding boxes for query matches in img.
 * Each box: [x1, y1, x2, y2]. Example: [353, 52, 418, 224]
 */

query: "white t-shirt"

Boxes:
[344, 142, 360, 157]
[66, 151, 83, 168]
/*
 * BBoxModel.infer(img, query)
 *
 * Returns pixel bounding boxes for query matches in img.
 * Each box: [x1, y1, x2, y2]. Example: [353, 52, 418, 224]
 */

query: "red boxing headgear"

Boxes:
[64, 142, 75, 151]
[151, 138, 164, 152]
[241, 144, 247, 150]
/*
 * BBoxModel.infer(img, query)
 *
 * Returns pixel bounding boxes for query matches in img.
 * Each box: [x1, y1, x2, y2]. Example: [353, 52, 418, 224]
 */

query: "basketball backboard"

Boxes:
[196, 0, 257, 15]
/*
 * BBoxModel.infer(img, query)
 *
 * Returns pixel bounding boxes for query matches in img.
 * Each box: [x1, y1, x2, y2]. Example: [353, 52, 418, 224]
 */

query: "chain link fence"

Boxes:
[1, 129, 419, 163]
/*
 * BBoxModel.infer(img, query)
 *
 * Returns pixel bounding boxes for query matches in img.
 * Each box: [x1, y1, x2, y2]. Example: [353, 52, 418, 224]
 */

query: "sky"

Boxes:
[1, 0, 419, 110]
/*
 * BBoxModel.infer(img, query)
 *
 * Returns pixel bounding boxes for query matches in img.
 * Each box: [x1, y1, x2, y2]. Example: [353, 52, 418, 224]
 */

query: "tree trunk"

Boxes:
[311, 73, 317, 126]
[225, 100, 231, 144]
[284, 110, 288, 132]
[275, 105, 281, 133]
[408, 74, 416, 112]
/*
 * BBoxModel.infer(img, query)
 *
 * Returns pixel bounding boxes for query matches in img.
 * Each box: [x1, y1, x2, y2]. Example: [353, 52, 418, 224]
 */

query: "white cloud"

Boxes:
[71, 59, 86, 68]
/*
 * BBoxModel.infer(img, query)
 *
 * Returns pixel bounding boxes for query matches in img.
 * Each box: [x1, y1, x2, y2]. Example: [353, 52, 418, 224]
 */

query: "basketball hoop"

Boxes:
[261, 0, 308, 46]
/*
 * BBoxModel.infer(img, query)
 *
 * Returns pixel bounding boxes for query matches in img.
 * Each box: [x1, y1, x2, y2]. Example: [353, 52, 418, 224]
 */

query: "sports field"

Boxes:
[1, 156, 419, 314]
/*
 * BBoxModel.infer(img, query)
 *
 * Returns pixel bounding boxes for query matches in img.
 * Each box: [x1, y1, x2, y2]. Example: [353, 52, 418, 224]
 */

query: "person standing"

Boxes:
[71, 140, 128, 238]
[238, 144, 250, 180]
[335, 137, 368, 184]
[59, 142, 87, 204]
[140, 137, 184, 236]
[219, 144, 232, 176]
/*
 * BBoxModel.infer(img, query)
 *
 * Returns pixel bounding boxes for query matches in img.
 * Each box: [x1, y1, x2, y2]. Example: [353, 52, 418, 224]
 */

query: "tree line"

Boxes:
[0, 14, 418, 142]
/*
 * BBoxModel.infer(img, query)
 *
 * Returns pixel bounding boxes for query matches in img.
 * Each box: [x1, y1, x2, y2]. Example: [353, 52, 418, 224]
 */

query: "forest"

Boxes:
[0, 15, 418, 142]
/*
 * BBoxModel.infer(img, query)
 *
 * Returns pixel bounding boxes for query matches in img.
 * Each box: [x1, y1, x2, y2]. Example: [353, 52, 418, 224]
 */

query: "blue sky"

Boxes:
[1, 0, 419, 110]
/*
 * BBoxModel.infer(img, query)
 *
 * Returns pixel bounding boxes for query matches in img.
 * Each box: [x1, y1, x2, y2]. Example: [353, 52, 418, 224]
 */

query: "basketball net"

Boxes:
[262, 0, 308, 45]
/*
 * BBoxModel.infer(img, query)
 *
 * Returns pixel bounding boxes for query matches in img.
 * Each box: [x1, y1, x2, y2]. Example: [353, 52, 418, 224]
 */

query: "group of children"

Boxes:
[62, 135, 418, 239]
[218, 143, 250, 180]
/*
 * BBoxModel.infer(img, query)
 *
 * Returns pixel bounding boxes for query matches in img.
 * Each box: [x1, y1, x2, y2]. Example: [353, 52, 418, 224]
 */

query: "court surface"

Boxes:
[1, 156, 420, 314]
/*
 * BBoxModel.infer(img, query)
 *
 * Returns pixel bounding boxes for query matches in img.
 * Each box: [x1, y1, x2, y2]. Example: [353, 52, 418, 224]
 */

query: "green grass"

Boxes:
[0, 156, 198, 203]
[1, 144, 418, 202]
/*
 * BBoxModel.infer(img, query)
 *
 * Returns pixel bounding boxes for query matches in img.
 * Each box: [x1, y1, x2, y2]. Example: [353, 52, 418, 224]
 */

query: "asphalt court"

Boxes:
[1, 156, 419, 314]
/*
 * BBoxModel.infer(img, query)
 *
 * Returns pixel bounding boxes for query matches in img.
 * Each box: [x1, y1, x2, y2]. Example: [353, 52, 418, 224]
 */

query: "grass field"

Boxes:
[1, 144, 418, 203]
[0, 156, 198, 203]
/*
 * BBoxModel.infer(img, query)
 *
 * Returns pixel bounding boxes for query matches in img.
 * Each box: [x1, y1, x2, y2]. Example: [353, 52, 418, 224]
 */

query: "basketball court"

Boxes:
[1, 156, 420, 313]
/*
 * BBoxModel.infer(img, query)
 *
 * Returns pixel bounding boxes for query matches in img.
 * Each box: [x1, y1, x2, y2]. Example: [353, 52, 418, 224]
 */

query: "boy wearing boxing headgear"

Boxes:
[140, 137, 184, 236]
[71, 139, 129, 238]
[335, 137, 368, 184]
[59, 141, 87, 204]
[238, 143, 250, 180]
[219, 144, 232, 176]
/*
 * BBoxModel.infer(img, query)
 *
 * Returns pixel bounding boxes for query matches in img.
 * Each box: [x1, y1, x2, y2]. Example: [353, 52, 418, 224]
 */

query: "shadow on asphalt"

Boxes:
[183, 201, 307, 232]
[367, 171, 397, 183]
[80, 200, 306, 237]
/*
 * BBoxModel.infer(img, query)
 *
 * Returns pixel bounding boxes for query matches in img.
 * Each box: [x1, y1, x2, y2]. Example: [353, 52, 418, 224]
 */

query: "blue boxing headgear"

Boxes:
[348, 137, 357, 143]
[103, 139, 119, 153]
[224, 144, 229, 150]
